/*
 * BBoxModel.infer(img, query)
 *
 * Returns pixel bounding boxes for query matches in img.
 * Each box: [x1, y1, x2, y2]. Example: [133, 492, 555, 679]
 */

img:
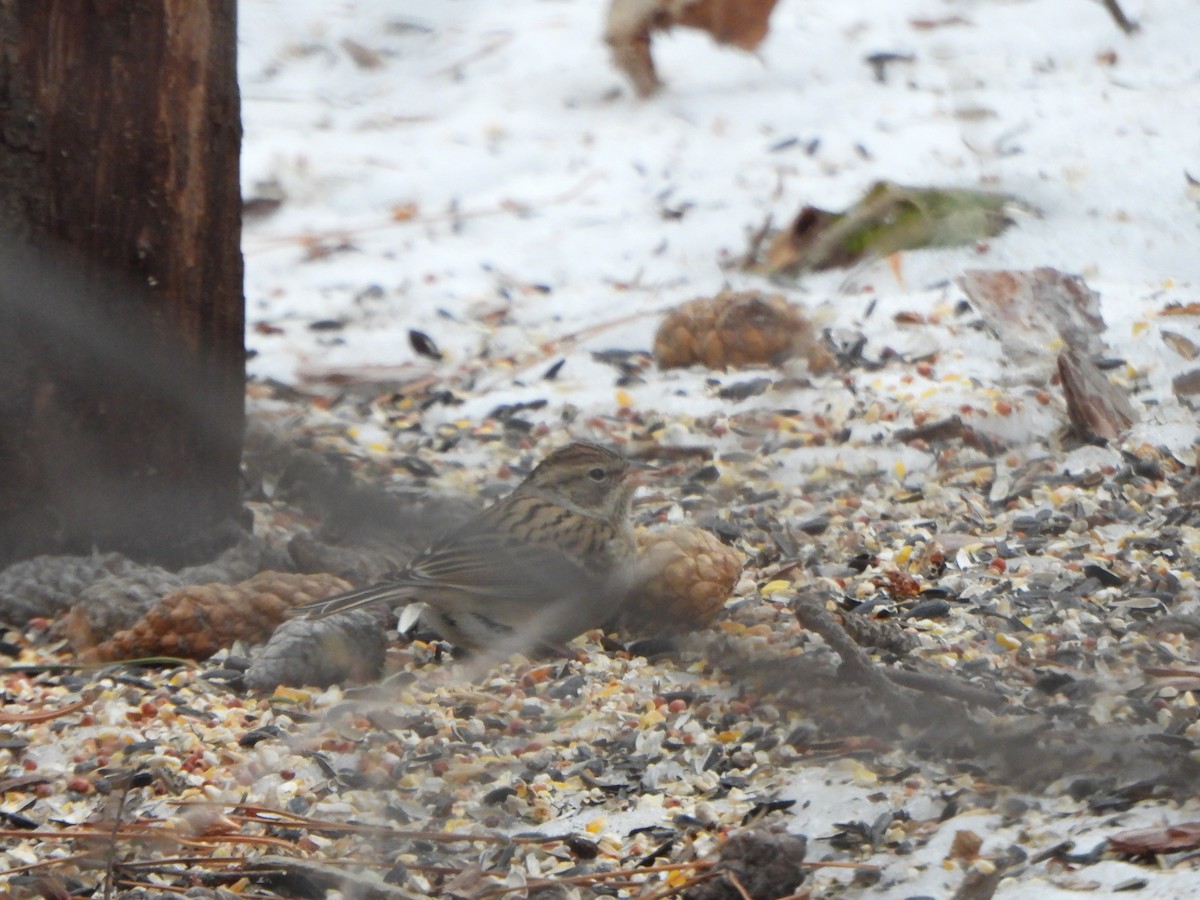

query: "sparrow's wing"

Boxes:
[295, 495, 610, 618]
[402, 496, 603, 604]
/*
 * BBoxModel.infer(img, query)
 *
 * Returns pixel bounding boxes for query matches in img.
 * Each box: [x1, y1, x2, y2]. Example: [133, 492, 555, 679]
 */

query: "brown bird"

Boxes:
[295, 442, 654, 652]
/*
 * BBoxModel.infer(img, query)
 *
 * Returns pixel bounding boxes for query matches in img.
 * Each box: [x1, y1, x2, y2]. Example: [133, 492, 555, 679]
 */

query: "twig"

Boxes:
[118, 856, 248, 870]
[0, 852, 99, 876]
[793, 597, 922, 718]
[885, 668, 1007, 709]
[246, 170, 603, 255]
[104, 771, 139, 900]
[0, 693, 93, 723]
[637, 870, 722, 900]
[114, 882, 189, 896]
[0, 826, 298, 852]
[1101, 0, 1139, 34]
[478, 860, 712, 898]
[727, 870, 755, 900]
[228, 804, 558, 844]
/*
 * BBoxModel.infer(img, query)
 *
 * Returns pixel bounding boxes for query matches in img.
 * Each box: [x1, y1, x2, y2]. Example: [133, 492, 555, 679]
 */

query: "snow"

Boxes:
[238, 0, 1200, 893]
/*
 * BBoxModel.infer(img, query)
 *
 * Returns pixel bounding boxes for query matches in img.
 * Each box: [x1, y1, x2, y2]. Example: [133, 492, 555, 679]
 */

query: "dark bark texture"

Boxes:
[0, 1, 245, 568]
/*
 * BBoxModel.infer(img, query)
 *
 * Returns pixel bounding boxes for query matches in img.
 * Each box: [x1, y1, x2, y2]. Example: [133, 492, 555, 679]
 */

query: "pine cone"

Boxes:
[619, 526, 742, 638]
[83, 571, 351, 663]
[653, 290, 834, 373]
[0, 552, 136, 625]
[59, 568, 185, 652]
[684, 829, 808, 900]
[245, 608, 390, 691]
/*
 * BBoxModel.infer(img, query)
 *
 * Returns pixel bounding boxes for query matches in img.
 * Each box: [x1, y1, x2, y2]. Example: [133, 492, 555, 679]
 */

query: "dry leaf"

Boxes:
[761, 182, 1018, 275]
[605, 0, 780, 97]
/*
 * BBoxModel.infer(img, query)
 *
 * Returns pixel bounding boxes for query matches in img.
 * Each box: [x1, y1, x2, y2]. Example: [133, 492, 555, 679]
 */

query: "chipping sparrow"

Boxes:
[295, 442, 654, 652]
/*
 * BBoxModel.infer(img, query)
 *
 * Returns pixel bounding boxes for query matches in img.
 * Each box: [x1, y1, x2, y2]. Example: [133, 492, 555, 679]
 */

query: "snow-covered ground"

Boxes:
[237, 1, 1200, 894]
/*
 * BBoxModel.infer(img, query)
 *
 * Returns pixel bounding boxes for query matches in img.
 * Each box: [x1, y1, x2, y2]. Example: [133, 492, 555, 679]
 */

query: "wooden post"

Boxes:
[0, 2, 245, 568]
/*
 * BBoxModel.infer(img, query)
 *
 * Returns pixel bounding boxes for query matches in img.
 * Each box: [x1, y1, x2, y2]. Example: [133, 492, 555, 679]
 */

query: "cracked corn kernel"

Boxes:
[995, 633, 1022, 650]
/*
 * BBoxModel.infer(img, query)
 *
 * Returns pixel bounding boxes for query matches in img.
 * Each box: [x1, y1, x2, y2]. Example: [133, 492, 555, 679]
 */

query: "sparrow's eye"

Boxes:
[588, 467, 607, 482]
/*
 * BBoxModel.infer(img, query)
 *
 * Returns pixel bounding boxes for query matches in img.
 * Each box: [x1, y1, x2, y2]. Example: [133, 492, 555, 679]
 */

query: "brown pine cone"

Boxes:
[653, 290, 835, 373]
[60, 568, 185, 653]
[618, 526, 743, 638]
[83, 571, 351, 663]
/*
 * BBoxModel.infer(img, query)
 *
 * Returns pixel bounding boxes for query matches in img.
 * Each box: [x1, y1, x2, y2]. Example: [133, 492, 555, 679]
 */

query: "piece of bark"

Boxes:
[1058, 347, 1136, 443]
[605, 0, 780, 97]
[838, 610, 920, 656]
[958, 268, 1106, 377]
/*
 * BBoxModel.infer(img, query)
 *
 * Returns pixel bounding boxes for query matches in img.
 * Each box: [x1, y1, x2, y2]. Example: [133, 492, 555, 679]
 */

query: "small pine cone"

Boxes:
[684, 828, 807, 900]
[84, 571, 351, 663]
[619, 526, 743, 638]
[59, 568, 185, 652]
[653, 290, 835, 373]
[0, 552, 136, 625]
[245, 608, 390, 691]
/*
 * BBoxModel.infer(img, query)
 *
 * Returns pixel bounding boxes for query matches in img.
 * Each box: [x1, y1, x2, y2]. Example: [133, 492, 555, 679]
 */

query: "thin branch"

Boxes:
[1101, 0, 1139, 34]
[478, 861, 713, 898]
[726, 870, 755, 900]
[885, 668, 1007, 709]
[103, 771, 139, 900]
[0, 693, 93, 723]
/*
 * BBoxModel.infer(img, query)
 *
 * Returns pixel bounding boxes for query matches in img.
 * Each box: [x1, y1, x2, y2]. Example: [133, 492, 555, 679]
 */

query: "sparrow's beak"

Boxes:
[621, 461, 662, 487]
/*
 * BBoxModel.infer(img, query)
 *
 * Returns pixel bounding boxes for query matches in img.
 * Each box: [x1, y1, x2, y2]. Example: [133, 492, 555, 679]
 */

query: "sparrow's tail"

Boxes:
[291, 582, 412, 619]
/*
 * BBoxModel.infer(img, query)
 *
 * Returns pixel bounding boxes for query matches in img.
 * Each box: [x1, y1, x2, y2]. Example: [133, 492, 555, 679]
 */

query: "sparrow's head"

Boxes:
[520, 441, 655, 521]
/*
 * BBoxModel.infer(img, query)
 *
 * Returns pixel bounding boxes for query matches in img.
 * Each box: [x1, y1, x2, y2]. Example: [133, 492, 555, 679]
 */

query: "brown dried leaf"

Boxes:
[605, 0, 780, 97]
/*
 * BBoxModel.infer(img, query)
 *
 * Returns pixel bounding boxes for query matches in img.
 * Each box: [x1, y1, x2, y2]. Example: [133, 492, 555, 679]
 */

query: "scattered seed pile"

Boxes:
[5, 310, 1200, 897]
